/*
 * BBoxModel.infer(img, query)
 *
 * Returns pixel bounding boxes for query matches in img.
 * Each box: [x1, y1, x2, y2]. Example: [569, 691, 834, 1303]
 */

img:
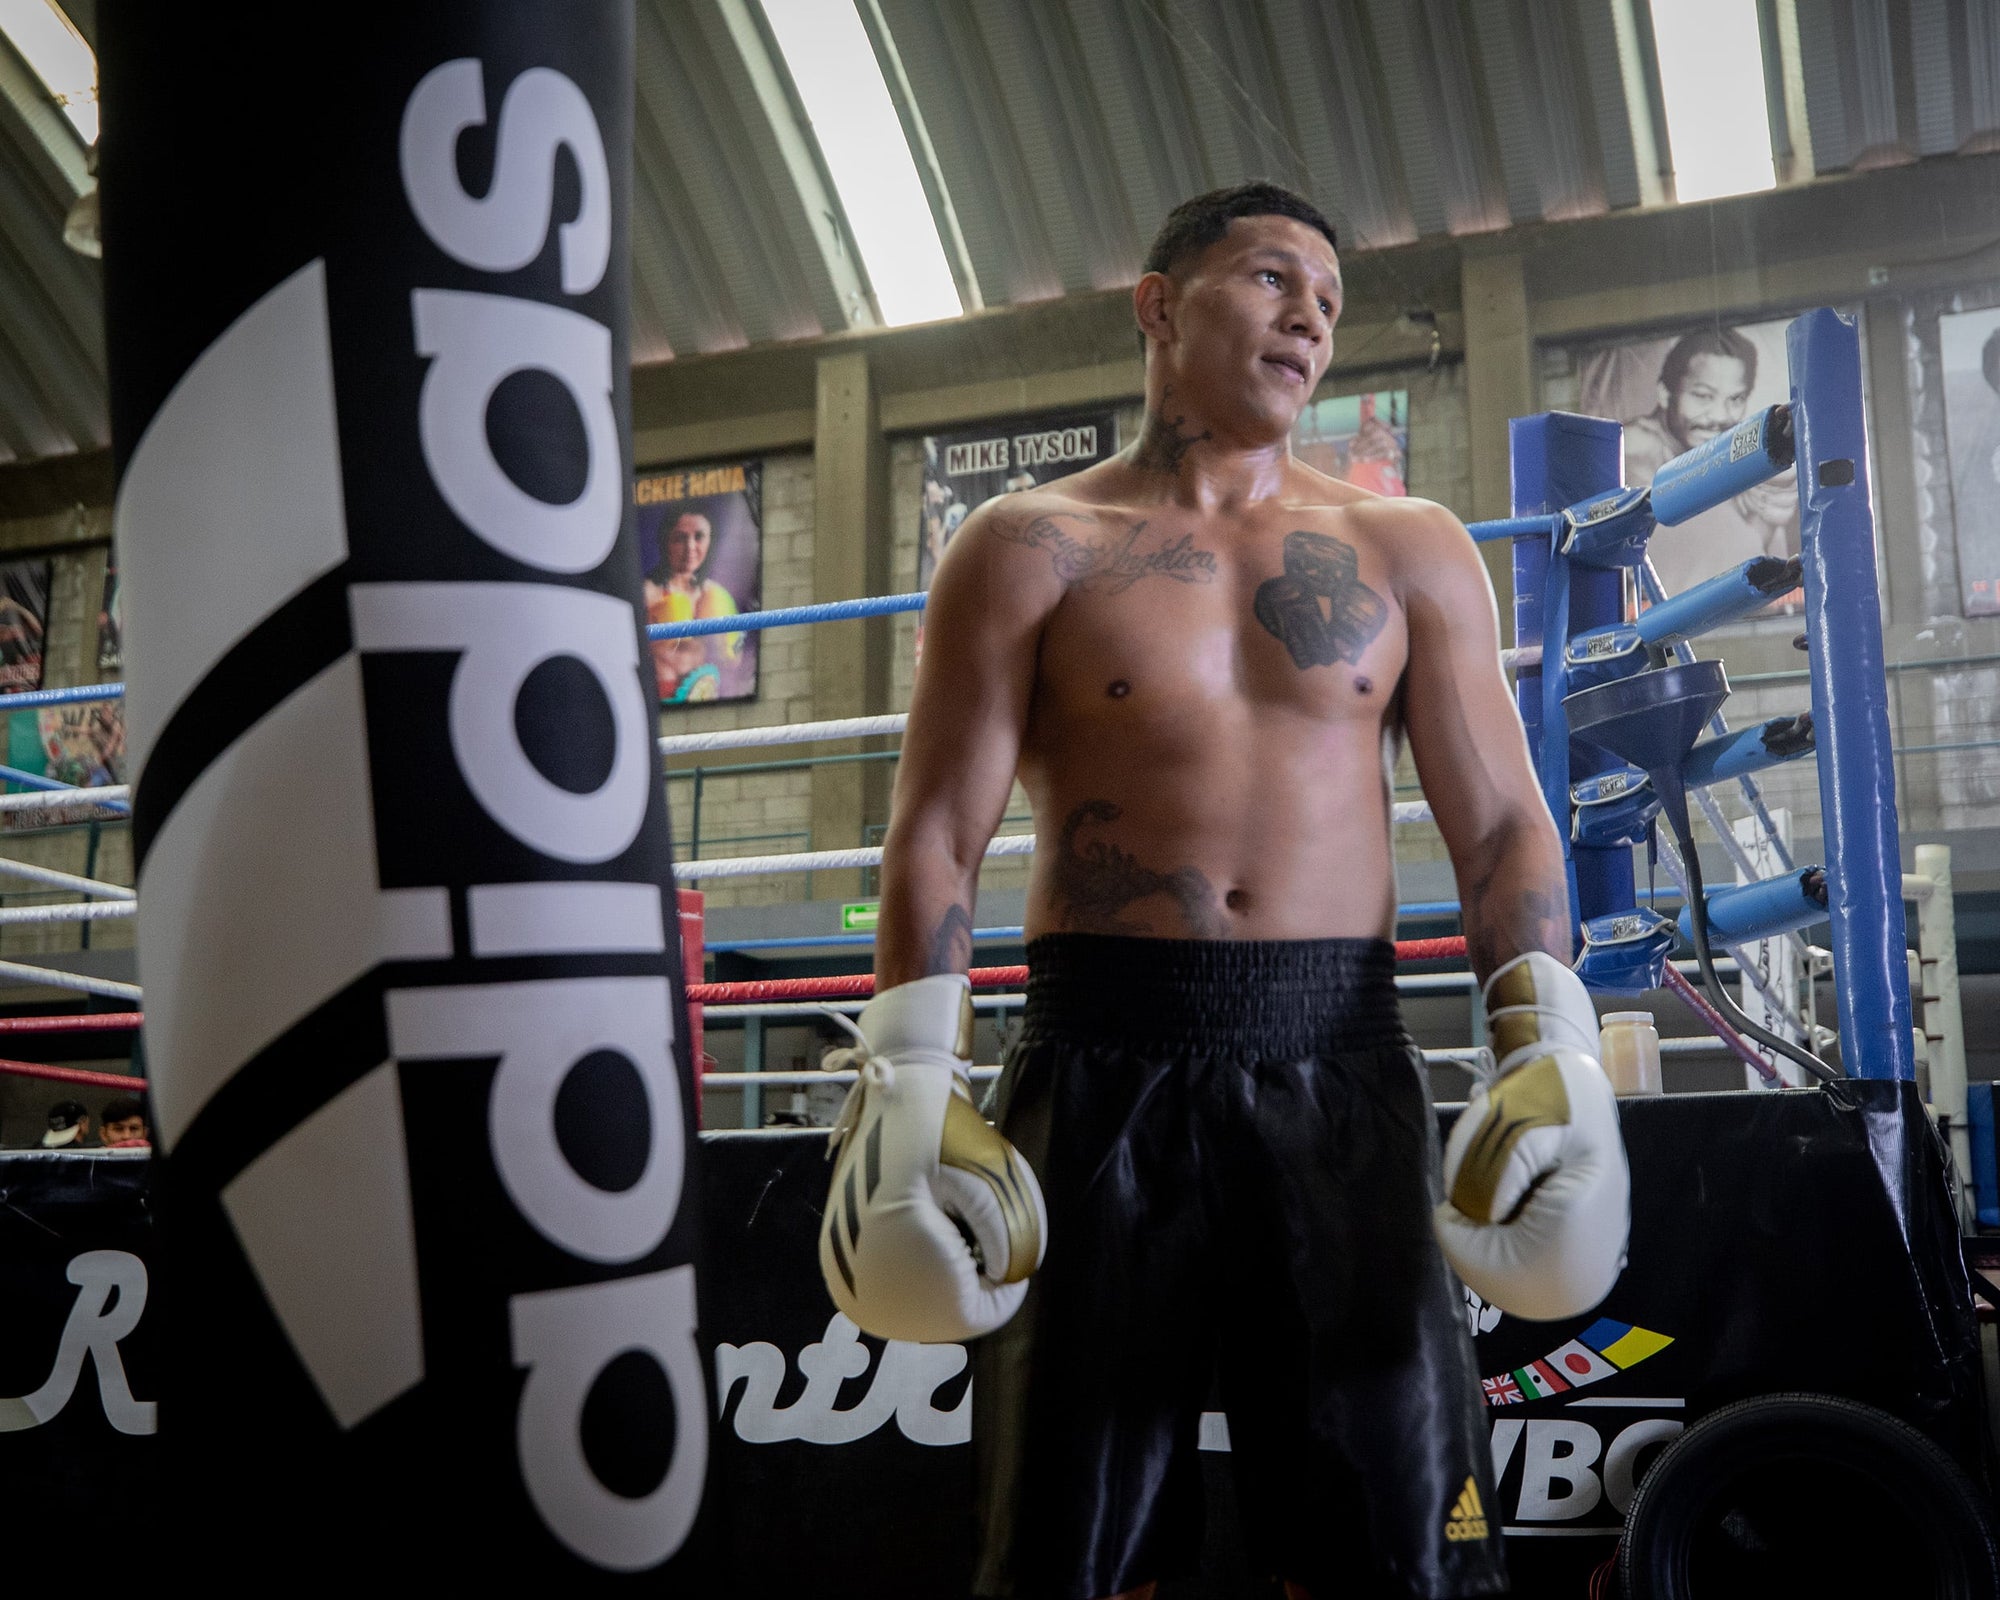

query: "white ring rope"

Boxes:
[0, 857, 136, 900]
[0, 785, 129, 814]
[659, 713, 909, 757]
[703, 1036, 1729, 1089]
[677, 831, 1037, 881]
[0, 901, 135, 925]
[677, 815, 1440, 880]
[0, 959, 142, 1000]
[657, 649, 1543, 761]
[702, 994, 1027, 1020]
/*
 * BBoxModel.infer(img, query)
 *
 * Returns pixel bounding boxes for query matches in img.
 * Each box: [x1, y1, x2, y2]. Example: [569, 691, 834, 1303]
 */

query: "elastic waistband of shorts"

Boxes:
[1021, 933, 1407, 1057]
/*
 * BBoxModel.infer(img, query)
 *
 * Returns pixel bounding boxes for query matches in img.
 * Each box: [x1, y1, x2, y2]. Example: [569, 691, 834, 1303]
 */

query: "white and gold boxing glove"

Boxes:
[1434, 952, 1630, 1322]
[818, 975, 1048, 1343]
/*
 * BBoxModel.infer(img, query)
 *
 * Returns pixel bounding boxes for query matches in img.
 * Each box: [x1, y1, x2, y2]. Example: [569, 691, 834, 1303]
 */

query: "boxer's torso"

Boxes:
[1010, 460, 1424, 943]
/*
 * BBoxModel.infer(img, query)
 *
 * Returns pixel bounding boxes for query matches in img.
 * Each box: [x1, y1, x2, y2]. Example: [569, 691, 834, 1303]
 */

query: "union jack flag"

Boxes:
[1482, 1374, 1523, 1406]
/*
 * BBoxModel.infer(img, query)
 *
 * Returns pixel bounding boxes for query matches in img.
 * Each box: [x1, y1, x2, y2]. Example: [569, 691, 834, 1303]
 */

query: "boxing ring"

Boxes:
[0, 305, 1984, 1595]
[4, 304, 1962, 1122]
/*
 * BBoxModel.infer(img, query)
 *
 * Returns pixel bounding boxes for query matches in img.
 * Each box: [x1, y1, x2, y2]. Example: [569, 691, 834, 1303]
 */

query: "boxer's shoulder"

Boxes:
[1331, 494, 1487, 602]
[943, 484, 1209, 601]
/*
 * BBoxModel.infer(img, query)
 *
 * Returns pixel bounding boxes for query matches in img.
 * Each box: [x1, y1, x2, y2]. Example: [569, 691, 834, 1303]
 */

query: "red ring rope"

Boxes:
[0, 1058, 145, 1091]
[0, 1012, 144, 1034]
[687, 936, 1469, 1006]
[0, 945, 1477, 1038]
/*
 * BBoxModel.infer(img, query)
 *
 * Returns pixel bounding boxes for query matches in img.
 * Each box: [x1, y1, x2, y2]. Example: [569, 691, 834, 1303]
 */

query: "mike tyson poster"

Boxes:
[916, 409, 1117, 659]
[918, 409, 1119, 591]
[98, 2, 711, 1581]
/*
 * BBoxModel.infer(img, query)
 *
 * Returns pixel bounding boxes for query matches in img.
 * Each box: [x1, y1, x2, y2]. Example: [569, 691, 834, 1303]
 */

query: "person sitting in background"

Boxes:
[99, 1095, 149, 1149]
[42, 1100, 88, 1149]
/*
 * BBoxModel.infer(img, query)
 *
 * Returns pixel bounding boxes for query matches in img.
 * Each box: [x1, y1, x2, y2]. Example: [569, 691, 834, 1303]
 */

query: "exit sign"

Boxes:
[841, 901, 880, 932]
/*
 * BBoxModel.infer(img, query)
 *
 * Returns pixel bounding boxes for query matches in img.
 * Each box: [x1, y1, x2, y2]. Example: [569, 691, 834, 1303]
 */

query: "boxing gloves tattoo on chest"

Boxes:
[1254, 529, 1390, 671]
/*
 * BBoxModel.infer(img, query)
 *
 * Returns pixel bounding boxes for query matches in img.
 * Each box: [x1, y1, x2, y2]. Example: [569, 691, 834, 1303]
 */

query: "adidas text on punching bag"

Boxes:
[97, 3, 713, 1580]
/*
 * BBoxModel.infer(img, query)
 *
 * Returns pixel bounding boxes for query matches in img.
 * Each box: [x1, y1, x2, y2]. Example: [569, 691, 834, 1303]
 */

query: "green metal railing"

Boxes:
[665, 749, 897, 861]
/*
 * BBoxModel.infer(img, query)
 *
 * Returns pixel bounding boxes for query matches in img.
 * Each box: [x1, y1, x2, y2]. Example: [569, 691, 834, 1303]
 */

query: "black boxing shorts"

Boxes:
[971, 934, 1508, 1600]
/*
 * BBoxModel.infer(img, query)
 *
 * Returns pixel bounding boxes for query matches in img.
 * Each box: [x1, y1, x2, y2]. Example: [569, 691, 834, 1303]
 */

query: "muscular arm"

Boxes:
[1394, 508, 1571, 982]
[876, 502, 1068, 989]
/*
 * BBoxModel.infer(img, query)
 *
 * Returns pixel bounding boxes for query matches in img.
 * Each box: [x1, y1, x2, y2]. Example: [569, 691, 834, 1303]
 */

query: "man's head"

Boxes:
[661, 512, 714, 581]
[42, 1100, 87, 1149]
[1656, 327, 1758, 449]
[99, 1096, 149, 1148]
[1134, 183, 1342, 443]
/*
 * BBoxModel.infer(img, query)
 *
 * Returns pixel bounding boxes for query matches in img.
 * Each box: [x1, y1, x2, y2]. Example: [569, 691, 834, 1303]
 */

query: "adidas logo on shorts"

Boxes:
[1444, 1476, 1489, 1542]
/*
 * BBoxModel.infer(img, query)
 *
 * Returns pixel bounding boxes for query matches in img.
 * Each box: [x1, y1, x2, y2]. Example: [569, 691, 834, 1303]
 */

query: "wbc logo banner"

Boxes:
[98, 2, 711, 1581]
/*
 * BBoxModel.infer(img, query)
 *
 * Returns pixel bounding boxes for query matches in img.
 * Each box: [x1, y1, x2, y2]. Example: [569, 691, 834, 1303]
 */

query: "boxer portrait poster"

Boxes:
[1291, 389, 1409, 497]
[916, 409, 1119, 658]
[1577, 317, 1802, 603]
[635, 461, 764, 705]
[1939, 304, 2000, 617]
[98, 554, 121, 674]
[0, 558, 49, 696]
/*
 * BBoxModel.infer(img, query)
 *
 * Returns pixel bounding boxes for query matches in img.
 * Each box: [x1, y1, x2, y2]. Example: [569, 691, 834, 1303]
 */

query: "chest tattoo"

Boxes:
[1253, 529, 1390, 670]
[1000, 515, 1217, 593]
[1051, 800, 1225, 938]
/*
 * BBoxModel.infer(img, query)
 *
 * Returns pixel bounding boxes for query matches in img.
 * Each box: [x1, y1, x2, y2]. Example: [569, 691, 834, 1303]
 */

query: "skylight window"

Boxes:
[759, 0, 962, 327]
[0, 0, 95, 144]
[1648, 0, 1777, 203]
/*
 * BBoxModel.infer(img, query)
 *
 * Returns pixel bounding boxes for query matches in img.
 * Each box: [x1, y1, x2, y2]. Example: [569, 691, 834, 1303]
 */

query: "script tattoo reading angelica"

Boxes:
[998, 514, 1217, 594]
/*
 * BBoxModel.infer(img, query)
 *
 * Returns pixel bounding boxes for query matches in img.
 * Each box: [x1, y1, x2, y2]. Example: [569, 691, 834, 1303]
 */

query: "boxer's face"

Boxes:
[103, 1115, 146, 1146]
[667, 514, 711, 577]
[1664, 353, 1752, 448]
[1161, 214, 1341, 440]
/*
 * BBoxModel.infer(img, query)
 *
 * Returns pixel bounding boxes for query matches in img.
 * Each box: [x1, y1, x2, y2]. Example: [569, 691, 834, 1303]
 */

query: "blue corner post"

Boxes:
[1509, 413, 1636, 949]
[1788, 310, 1913, 1080]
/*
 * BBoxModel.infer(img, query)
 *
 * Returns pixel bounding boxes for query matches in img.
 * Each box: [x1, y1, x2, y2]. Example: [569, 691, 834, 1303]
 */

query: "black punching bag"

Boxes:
[97, 4, 713, 1581]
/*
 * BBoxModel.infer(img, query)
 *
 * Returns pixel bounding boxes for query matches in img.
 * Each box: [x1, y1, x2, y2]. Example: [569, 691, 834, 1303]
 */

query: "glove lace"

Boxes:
[816, 1007, 975, 1160]
[818, 1010, 888, 1162]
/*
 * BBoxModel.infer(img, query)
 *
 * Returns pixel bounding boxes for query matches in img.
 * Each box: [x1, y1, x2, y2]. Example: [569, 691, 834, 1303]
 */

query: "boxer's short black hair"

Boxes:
[100, 1095, 146, 1126]
[1658, 326, 1758, 396]
[1142, 182, 1339, 281]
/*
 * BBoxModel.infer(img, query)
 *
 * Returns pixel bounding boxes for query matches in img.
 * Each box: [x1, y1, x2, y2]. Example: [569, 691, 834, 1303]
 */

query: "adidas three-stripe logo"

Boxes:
[1444, 1475, 1489, 1542]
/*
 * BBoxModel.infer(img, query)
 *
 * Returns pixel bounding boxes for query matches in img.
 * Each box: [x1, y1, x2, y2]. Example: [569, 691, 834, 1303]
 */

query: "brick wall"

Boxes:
[655, 452, 819, 909]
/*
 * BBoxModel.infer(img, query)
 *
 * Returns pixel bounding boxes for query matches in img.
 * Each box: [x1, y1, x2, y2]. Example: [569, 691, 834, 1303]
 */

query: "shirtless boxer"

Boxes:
[817, 184, 1629, 1600]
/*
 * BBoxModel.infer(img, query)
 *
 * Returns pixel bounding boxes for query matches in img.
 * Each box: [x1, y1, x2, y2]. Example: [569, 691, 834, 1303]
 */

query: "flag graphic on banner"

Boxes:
[1482, 1374, 1523, 1406]
[1546, 1338, 1619, 1386]
[1482, 1318, 1675, 1405]
[1513, 1360, 1570, 1399]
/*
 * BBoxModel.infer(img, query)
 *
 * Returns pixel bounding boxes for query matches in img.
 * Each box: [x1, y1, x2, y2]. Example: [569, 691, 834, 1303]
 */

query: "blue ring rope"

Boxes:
[648, 591, 926, 641]
[0, 682, 124, 709]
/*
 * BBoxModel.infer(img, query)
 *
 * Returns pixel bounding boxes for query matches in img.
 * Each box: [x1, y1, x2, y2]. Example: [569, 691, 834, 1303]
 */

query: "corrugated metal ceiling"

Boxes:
[2, 0, 2000, 472]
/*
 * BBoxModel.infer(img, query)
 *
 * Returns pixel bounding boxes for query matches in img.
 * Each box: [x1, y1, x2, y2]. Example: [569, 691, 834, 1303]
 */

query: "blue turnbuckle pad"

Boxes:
[1650, 404, 1795, 527]
[1683, 714, 1814, 788]
[1576, 907, 1678, 994]
[1564, 623, 1648, 692]
[1570, 766, 1660, 847]
[1559, 486, 1656, 569]
[1677, 867, 1828, 946]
